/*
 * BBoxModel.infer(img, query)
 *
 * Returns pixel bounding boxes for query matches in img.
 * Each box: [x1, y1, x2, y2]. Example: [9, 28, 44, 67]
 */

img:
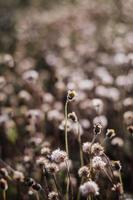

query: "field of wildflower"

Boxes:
[0, 0, 133, 199]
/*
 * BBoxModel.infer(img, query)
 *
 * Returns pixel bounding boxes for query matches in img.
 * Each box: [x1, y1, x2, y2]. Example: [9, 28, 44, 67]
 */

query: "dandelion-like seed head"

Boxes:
[78, 166, 90, 178]
[48, 191, 59, 200]
[46, 163, 59, 174]
[91, 143, 104, 156]
[51, 149, 68, 164]
[82, 142, 91, 153]
[80, 180, 99, 196]
[92, 156, 106, 170]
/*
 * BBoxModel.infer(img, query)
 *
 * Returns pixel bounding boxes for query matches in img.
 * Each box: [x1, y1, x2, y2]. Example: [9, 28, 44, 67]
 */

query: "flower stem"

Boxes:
[78, 122, 84, 167]
[65, 100, 69, 158]
[3, 191, 6, 200]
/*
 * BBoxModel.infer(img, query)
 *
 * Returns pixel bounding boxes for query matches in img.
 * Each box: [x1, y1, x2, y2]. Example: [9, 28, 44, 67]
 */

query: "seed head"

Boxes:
[92, 156, 106, 170]
[106, 129, 116, 139]
[48, 191, 59, 200]
[67, 90, 77, 102]
[91, 143, 104, 156]
[82, 142, 91, 153]
[32, 183, 42, 191]
[0, 178, 8, 191]
[78, 166, 90, 178]
[112, 161, 122, 171]
[13, 171, 24, 182]
[51, 149, 68, 164]
[46, 163, 59, 174]
[127, 125, 133, 135]
[68, 112, 77, 122]
[93, 123, 102, 135]
[0, 168, 9, 178]
[80, 180, 99, 196]
[24, 177, 35, 187]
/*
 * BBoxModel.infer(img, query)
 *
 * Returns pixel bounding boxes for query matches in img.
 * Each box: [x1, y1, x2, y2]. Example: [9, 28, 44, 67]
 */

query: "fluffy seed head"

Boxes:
[112, 161, 122, 171]
[91, 143, 104, 155]
[46, 163, 59, 174]
[51, 149, 68, 164]
[78, 166, 90, 178]
[82, 142, 91, 153]
[80, 180, 99, 196]
[92, 156, 106, 170]
[48, 191, 59, 200]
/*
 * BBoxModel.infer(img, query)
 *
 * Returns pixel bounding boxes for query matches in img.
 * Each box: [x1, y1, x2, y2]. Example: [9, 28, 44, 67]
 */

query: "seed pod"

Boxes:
[67, 90, 77, 102]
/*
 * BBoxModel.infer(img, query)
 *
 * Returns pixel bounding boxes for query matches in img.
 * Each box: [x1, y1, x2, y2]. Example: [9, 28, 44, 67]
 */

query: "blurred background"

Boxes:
[0, 0, 133, 199]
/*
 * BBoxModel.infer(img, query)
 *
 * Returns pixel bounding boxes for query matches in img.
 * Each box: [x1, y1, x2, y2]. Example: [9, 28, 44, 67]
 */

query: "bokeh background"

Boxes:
[0, 0, 133, 199]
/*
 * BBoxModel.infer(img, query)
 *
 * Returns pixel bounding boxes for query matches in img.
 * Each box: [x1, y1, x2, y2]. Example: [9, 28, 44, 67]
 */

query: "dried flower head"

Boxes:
[13, 171, 24, 182]
[106, 129, 116, 139]
[0, 178, 8, 191]
[91, 143, 104, 155]
[67, 90, 77, 102]
[46, 163, 59, 174]
[112, 161, 122, 171]
[92, 156, 106, 170]
[32, 183, 42, 191]
[59, 119, 72, 132]
[41, 147, 51, 156]
[0, 168, 9, 178]
[80, 180, 99, 196]
[48, 191, 59, 200]
[24, 177, 35, 187]
[127, 125, 133, 135]
[68, 112, 77, 122]
[112, 183, 123, 194]
[111, 137, 124, 147]
[51, 149, 68, 164]
[123, 111, 133, 125]
[78, 166, 90, 178]
[82, 142, 91, 153]
[93, 123, 102, 135]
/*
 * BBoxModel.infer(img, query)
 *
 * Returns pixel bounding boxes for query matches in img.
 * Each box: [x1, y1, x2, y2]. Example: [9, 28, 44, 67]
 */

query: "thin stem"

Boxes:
[65, 161, 71, 200]
[119, 171, 124, 195]
[65, 100, 69, 158]
[53, 174, 62, 200]
[78, 122, 84, 167]
[3, 191, 6, 200]
[35, 192, 40, 200]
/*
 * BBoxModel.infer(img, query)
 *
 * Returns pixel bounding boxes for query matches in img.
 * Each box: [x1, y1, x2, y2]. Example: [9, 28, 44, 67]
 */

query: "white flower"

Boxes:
[51, 149, 68, 164]
[92, 156, 106, 170]
[82, 142, 91, 153]
[80, 180, 99, 196]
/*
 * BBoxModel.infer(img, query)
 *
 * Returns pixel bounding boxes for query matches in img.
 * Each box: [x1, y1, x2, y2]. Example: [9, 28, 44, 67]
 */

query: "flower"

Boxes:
[68, 112, 77, 122]
[51, 149, 68, 164]
[106, 129, 116, 139]
[0, 179, 8, 191]
[92, 156, 106, 170]
[91, 143, 104, 155]
[80, 180, 99, 196]
[46, 163, 59, 174]
[67, 90, 77, 101]
[93, 123, 102, 135]
[48, 191, 58, 200]
[82, 142, 91, 153]
[78, 166, 90, 177]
